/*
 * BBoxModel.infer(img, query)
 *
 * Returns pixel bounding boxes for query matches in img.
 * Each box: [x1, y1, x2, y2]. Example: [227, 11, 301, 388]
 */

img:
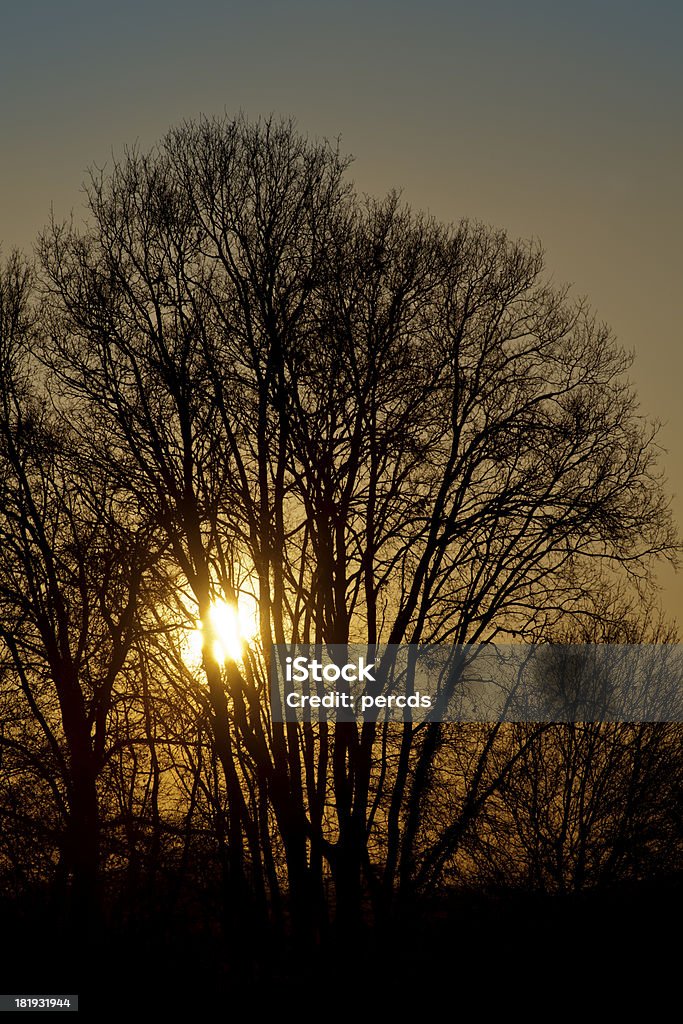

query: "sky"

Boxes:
[1, 0, 682, 615]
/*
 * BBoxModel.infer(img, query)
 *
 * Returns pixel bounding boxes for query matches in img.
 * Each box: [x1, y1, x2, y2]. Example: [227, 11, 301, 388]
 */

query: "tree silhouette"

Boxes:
[458, 606, 683, 892]
[0, 252, 160, 933]
[0, 116, 680, 986]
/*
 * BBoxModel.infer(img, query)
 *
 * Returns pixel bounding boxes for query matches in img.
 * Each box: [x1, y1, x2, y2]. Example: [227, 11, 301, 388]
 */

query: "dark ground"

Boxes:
[3, 879, 680, 1017]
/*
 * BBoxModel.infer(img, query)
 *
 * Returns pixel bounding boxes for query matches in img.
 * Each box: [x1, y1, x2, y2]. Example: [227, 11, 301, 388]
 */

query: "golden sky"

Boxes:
[2, 0, 681, 614]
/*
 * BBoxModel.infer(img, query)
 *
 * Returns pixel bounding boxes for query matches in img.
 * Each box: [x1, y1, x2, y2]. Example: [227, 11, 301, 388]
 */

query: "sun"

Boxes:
[207, 598, 248, 663]
[183, 594, 259, 669]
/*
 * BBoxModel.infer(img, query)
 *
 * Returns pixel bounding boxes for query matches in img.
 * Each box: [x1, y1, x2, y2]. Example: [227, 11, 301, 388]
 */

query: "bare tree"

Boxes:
[32, 114, 678, 940]
[452, 602, 683, 894]
[0, 252, 156, 930]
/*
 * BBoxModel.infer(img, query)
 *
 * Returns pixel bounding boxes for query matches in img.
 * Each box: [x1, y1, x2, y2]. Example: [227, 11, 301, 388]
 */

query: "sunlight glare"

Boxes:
[183, 594, 259, 669]
[209, 598, 243, 663]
